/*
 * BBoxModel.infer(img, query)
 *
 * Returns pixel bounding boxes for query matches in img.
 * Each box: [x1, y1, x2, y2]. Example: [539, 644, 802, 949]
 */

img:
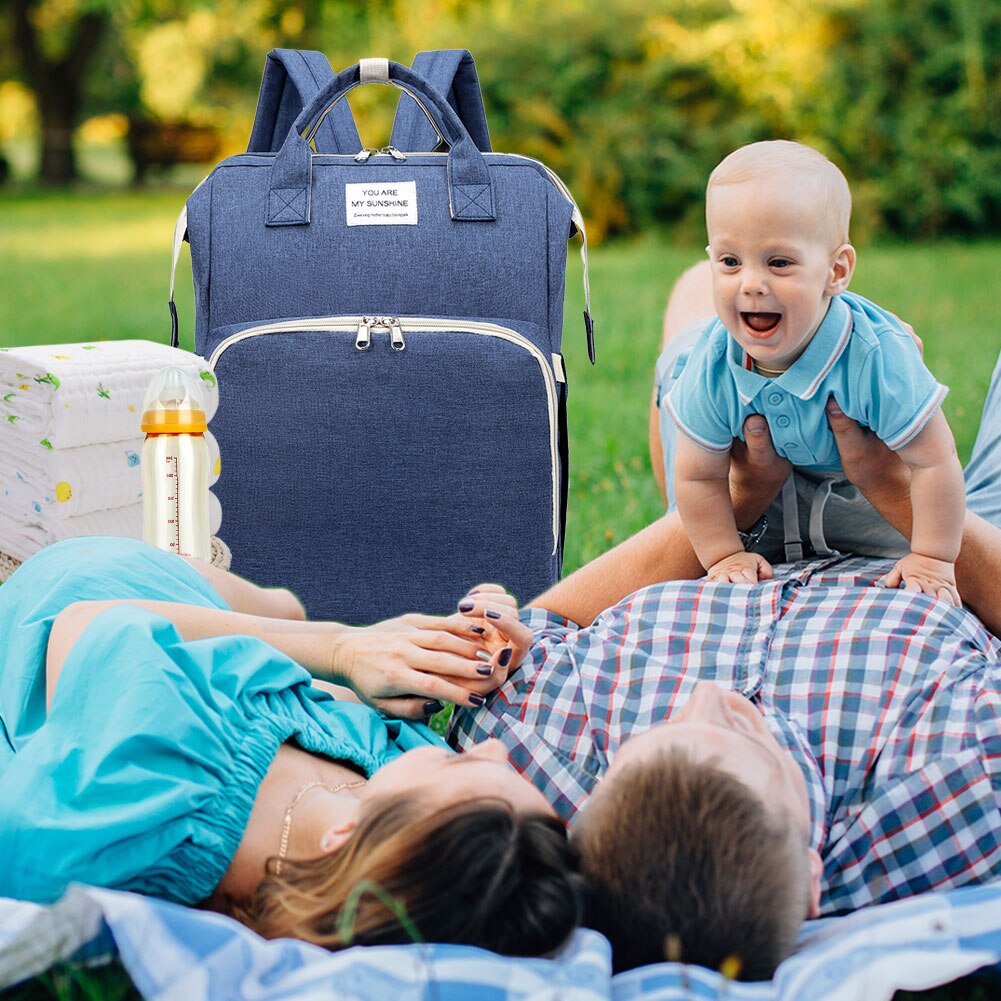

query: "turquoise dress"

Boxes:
[0, 537, 446, 905]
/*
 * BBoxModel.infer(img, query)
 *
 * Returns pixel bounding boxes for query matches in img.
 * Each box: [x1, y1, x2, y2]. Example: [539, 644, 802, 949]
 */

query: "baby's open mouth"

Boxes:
[741, 312, 781, 335]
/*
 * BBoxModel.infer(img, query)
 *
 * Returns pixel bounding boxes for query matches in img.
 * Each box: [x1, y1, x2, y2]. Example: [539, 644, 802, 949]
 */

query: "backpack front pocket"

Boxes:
[208, 315, 564, 623]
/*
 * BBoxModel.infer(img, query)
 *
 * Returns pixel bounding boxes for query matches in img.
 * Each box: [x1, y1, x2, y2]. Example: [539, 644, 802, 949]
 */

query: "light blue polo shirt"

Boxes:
[665, 291, 947, 474]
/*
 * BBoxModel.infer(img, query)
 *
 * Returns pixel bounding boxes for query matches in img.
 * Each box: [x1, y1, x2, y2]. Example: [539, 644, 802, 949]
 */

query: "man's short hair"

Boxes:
[575, 749, 812, 980]
[707, 139, 852, 246]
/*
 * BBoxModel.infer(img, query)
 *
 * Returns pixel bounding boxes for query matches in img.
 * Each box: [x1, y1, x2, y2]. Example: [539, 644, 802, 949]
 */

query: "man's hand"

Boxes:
[884, 553, 961, 606]
[730, 415, 791, 529]
[825, 397, 912, 534]
[707, 551, 774, 584]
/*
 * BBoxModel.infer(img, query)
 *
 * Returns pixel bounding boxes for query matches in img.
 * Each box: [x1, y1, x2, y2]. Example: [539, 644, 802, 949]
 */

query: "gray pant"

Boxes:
[655, 321, 1001, 562]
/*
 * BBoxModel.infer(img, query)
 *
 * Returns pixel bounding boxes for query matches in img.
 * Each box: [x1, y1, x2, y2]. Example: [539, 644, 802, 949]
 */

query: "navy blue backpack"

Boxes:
[170, 51, 592, 624]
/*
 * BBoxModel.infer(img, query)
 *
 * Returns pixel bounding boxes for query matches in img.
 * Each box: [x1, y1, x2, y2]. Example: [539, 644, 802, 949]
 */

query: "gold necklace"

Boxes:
[275, 778, 366, 875]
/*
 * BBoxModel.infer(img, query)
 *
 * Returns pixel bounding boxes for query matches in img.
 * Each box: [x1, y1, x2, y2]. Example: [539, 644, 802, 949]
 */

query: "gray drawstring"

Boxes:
[808, 478, 838, 556]
[781, 474, 803, 562]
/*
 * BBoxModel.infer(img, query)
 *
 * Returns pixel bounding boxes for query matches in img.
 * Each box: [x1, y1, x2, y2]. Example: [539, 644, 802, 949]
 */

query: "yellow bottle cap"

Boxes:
[140, 409, 207, 434]
[141, 367, 209, 435]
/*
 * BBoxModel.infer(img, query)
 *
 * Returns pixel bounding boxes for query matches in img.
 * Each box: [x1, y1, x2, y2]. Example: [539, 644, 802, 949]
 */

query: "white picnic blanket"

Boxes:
[0, 341, 218, 449]
[0, 492, 222, 564]
[1, 884, 1000, 1000]
[0, 429, 220, 521]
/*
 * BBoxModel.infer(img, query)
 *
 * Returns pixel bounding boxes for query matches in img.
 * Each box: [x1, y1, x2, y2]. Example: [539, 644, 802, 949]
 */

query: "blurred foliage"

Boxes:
[1, 0, 999, 238]
[814, 0, 1001, 237]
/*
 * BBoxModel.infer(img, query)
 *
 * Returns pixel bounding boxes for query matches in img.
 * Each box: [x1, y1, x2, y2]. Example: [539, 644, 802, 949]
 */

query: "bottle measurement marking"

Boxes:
[164, 454, 181, 553]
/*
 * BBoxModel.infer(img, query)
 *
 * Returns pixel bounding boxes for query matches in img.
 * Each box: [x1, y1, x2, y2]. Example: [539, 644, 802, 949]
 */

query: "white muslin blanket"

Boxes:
[0, 341, 219, 448]
[0, 492, 222, 564]
[0, 430, 221, 521]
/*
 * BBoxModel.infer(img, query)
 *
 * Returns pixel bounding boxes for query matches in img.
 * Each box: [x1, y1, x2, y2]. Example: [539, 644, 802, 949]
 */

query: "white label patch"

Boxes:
[345, 181, 418, 226]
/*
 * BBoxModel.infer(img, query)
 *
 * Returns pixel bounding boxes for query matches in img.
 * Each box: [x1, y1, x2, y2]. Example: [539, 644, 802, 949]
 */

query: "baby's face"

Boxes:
[706, 175, 850, 372]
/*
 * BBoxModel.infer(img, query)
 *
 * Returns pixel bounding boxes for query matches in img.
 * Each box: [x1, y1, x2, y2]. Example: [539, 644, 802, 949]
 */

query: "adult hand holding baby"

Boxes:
[825, 398, 963, 606]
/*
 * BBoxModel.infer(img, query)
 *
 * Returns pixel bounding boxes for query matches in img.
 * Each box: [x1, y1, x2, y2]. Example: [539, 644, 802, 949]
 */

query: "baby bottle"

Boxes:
[141, 367, 211, 560]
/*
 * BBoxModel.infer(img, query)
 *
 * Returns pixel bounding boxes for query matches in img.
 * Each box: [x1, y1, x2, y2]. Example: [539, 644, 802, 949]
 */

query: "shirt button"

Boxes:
[768, 392, 783, 405]
[776, 415, 791, 428]
[785, 442, 800, 452]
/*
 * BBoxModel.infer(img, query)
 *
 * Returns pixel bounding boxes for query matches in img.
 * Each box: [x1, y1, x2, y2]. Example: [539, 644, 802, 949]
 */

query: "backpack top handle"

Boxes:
[265, 59, 496, 226]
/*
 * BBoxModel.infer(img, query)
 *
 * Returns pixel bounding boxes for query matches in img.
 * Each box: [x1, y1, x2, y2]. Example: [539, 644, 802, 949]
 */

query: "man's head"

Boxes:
[574, 682, 822, 980]
[705, 140, 856, 373]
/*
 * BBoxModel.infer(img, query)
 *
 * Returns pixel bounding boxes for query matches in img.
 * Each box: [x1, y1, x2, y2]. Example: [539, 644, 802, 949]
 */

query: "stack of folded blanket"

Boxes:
[0, 340, 221, 563]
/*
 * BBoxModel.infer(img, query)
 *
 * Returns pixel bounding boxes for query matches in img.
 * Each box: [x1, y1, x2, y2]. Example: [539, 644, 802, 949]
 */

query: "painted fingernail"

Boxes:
[458, 600, 475, 612]
[485, 609, 502, 620]
[498, 647, 513, 667]
[423, 700, 444, 716]
[476, 650, 492, 662]
[469, 693, 486, 707]
[476, 664, 493, 677]
[470, 625, 486, 635]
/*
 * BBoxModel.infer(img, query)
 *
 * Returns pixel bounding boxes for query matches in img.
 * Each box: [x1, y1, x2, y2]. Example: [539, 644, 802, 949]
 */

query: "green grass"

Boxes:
[1, 962, 140, 1000]
[2, 187, 1001, 999]
[562, 235, 1001, 572]
[4, 187, 998, 575]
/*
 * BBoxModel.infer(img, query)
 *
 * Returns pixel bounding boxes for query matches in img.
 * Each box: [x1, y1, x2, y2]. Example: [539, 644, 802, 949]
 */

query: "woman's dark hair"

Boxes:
[229, 795, 582, 958]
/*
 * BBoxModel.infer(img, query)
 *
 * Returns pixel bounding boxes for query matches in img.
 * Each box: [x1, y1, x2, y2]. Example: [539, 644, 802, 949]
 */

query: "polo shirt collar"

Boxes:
[730, 295, 853, 405]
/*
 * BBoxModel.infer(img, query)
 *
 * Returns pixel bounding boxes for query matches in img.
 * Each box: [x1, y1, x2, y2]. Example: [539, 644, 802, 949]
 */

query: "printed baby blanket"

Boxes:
[0, 493, 222, 564]
[0, 341, 218, 449]
[0, 429, 220, 521]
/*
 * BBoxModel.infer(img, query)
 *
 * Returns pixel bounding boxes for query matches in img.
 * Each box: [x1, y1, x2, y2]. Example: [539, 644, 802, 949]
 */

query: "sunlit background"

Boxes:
[2, 0, 1000, 570]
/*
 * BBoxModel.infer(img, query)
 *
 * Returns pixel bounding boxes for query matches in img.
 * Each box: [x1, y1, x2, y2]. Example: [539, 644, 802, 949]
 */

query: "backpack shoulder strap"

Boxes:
[390, 49, 491, 152]
[247, 48, 361, 153]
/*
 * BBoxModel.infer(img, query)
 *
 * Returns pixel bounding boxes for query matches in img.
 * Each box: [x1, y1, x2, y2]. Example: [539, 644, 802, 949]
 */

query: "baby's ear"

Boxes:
[828, 244, 856, 295]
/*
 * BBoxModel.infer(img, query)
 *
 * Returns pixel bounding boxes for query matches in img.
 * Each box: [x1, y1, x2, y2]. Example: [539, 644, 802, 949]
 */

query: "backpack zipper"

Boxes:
[209, 317, 562, 553]
[172, 154, 591, 355]
[342, 149, 591, 349]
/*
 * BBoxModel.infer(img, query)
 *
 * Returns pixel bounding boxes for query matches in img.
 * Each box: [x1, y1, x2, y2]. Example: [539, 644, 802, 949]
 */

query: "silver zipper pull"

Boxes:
[355, 316, 372, 350]
[389, 317, 406, 351]
[354, 148, 378, 163]
[380, 146, 407, 161]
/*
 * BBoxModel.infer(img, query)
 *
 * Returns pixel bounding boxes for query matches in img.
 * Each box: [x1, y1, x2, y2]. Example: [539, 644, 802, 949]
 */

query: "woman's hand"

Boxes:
[455, 583, 533, 684]
[333, 613, 506, 719]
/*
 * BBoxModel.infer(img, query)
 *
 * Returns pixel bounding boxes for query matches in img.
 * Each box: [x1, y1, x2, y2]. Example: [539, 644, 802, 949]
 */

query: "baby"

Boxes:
[665, 141, 965, 603]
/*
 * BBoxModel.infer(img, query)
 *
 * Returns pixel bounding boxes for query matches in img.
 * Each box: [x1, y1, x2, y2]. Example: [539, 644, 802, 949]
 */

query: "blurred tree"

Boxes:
[378, 0, 775, 240]
[7, 0, 110, 183]
[2, 0, 329, 183]
[816, 0, 1001, 236]
[2, 0, 998, 234]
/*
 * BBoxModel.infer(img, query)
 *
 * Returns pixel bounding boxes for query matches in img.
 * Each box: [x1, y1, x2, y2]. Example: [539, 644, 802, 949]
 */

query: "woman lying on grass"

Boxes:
[0, 537, 580, 955]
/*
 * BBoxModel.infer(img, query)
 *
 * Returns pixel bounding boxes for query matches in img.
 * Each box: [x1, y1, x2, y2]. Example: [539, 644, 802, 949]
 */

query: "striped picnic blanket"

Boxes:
[2, 883, 1001, 1000]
